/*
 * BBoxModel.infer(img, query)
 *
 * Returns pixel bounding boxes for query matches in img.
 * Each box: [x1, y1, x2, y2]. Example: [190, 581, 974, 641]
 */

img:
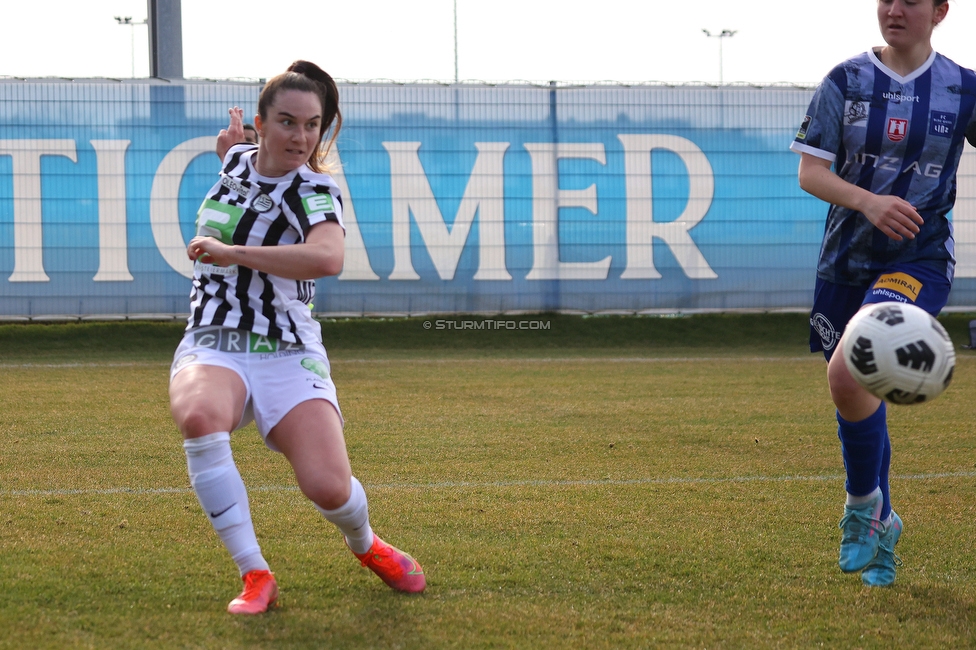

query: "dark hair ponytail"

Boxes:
[257, 60, 342, 173]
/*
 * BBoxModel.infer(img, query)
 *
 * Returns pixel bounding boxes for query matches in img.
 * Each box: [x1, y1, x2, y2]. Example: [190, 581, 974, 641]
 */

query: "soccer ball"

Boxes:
[841, 302, 955, 404]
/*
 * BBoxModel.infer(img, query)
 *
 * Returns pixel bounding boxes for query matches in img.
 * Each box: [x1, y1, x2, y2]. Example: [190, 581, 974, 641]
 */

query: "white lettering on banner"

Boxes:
[0, 134, 833, 289]
[149, 140, 378, 282]
[150, 136, 216, 279]
[0, 139, 77, 282]
[384, 141, 511, 281]
[617, 134, 717, 280]
[524, 143, 612, 280]
[952, 146, 976, 277]
[325, 149, 380, 281]
[91, 140, 134, 282]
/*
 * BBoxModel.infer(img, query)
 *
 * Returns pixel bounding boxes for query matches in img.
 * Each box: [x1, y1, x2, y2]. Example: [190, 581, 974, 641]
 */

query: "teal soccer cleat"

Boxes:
[838, 492, 885, 573]
[861, 512, 903, 587]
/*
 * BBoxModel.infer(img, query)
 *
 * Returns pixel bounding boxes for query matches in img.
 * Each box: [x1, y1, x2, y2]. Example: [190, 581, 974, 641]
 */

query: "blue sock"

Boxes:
[879, 428, 892, 521]
[837, 402, 887, 503]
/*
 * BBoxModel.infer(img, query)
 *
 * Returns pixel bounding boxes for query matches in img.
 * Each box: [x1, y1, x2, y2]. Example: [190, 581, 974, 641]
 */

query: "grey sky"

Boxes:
[3, 1, 973, 85]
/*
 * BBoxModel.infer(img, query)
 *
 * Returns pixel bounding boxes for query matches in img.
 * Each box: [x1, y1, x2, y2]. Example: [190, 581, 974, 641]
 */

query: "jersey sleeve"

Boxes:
[790, 74, 845, 163]
[222, 143, 258, 172]
[289, 179, 344, 237]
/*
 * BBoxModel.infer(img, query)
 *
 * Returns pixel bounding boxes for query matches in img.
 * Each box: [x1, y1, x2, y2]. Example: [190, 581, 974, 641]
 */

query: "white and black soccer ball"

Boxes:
[841, 302, 955, 405]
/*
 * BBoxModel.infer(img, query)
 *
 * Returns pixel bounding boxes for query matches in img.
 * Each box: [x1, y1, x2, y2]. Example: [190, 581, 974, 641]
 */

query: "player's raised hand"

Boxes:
[216, 106, 246, 160]
[187, 235, 233, 266]
[862, 194, 924, 242]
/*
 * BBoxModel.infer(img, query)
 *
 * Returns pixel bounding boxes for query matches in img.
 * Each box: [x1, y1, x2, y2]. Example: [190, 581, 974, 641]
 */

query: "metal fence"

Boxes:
[1, 78, 974, 319]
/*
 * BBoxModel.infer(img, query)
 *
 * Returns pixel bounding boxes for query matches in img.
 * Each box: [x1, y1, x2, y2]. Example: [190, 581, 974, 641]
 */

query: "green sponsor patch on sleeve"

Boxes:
[195, 199, 245, 245]
[303, 193, 335, 214]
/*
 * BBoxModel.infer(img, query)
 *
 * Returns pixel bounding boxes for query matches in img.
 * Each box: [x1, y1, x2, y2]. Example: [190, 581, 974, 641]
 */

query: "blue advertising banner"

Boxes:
[1, 80, 975, 318]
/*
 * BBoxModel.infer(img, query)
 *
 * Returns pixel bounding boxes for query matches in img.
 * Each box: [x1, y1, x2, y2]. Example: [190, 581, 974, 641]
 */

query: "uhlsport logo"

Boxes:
[872, 272, 922, 302]
[811, 313, 841, 351]
[882, 92, 919, 103]
[887, 118, 908, 142]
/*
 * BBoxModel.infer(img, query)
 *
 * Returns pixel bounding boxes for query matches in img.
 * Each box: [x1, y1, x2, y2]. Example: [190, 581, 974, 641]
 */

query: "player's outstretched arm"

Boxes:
[188, 221, 344, 280]
[216, 107, 246, 161]
[798, 153, 923, 242]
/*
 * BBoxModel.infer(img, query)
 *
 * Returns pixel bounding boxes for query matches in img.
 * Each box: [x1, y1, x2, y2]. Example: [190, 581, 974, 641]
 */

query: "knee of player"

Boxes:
[302, 473, 352, 511]
[827, 357, 866, 405]
[174, 406, 230, 439]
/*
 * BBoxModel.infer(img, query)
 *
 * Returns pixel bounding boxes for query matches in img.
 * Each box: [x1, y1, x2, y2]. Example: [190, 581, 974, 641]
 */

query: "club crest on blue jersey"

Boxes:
[886, 118, 908, 142]
[844, 100, 869, 126]
[929, 111, 955, 138]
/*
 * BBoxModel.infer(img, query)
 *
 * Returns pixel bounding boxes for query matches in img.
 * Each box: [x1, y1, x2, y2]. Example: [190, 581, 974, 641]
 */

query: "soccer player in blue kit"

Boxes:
[791, 0, 976, 587]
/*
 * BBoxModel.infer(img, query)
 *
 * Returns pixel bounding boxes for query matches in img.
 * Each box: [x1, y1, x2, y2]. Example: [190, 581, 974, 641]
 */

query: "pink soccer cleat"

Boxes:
[352, 535, 426, 593]
[227, 569, 278, 615]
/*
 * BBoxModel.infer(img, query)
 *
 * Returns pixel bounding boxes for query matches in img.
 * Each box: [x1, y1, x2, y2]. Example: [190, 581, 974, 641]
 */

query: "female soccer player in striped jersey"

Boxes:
[169, 61, 425, 614]
[790, 0, 976, 587]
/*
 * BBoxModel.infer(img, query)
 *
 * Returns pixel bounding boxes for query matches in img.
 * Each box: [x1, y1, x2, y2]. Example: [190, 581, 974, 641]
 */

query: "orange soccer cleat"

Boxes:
[227, 569, 279, 615]
[352, 535, 426, 593]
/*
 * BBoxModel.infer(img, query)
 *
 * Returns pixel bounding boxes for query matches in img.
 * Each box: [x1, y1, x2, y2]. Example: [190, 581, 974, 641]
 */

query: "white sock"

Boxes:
[315, 476, 374, 555]
[846, 486, 882, 507]
[184, 432, 269, 576]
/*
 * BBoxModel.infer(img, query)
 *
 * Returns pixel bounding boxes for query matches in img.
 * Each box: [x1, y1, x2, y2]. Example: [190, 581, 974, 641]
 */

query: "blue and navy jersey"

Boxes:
[187, 143, 345, 345]
[791, 49, 976, 285]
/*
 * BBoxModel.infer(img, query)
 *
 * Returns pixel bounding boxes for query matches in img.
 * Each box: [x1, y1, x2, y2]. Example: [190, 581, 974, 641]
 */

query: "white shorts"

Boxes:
[170, 327, 342, 451]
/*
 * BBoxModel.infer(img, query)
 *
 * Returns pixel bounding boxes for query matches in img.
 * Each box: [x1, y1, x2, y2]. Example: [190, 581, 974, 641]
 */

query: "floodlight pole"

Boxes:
[453, 0, 459, 83]
[702, 28, 737, 84]
[147, 0, 184, 79]
[115, 16, 148, 78]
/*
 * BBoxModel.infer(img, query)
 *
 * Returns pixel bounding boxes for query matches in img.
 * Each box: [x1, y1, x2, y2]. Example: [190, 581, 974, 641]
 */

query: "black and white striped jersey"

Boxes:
[186, 143, 344, 345]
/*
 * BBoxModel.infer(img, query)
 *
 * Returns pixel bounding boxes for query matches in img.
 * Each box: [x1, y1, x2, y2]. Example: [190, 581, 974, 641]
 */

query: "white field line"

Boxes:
[4, 471, 976, 498]
[5, 355, 976, 369]
[0, 362, 170, 368]
[338, 357, 826, 364]
[2, 357, 823, 369]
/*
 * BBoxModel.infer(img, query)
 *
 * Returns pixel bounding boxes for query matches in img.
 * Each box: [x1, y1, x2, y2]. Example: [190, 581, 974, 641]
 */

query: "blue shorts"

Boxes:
[809, 261, 952, 361]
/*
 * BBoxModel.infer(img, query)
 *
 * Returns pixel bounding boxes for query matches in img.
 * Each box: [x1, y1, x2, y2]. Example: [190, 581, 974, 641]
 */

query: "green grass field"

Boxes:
[1, 314, 975, 649]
